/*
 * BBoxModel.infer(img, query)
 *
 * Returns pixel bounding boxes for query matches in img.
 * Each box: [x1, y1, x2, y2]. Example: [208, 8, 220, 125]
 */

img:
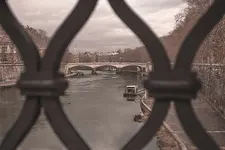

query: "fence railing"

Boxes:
[0, 0, 225, 150]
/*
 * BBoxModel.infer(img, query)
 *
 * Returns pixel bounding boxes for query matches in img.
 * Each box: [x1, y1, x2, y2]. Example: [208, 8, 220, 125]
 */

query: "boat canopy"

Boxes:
[126, 85, 137, 88]
[125, 85, 138, 93]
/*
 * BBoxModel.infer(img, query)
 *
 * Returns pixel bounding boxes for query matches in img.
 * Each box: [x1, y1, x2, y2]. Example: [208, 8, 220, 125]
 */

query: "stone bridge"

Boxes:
[65, 62, 152, 74]
[1, 62, 222, 79]
[0, 62, 152, 80]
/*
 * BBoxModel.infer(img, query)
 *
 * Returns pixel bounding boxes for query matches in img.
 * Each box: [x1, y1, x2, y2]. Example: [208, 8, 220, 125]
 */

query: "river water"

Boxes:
[0, 71, 159, 150]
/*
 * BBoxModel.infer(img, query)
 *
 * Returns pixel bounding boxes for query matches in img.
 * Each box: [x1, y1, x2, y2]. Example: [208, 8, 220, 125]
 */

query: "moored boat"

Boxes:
[123, 85, 138, 101]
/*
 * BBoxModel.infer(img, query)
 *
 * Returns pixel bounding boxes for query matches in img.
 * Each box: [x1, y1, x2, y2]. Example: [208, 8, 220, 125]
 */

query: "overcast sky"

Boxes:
[8, 0, 187, 53]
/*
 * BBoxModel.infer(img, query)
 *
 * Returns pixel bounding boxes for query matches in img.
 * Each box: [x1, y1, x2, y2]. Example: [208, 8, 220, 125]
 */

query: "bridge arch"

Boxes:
[120, 65, 143, 72]
[95, 65, 118, 71]
[68, 65, 94, 73]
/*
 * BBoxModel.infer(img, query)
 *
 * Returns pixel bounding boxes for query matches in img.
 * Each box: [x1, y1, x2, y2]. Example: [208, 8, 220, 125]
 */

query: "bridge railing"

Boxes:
[0, 0, 224, 150]
[67, 62, 225, 67]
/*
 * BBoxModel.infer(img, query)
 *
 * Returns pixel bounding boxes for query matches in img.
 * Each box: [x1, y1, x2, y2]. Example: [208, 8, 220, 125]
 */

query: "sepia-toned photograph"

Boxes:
[0, 0, 225, 150]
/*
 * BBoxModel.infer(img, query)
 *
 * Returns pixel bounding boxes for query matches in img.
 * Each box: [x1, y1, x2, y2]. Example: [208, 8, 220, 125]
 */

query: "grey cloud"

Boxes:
[8, 0, 187, 52]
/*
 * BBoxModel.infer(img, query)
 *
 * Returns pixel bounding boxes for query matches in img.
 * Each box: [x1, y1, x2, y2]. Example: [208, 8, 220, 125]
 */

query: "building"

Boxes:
[0, 25, 49, 63]
[0, 34, 18, 63]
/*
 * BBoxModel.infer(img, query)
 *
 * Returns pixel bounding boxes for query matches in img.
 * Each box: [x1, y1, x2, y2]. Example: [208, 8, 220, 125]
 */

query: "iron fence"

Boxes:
[0, 0, 225, 150]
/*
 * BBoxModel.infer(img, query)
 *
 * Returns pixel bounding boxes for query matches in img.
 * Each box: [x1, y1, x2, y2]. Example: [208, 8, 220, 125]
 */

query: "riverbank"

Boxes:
[134, 96, 187, 150]
[156, 125, 181, 150]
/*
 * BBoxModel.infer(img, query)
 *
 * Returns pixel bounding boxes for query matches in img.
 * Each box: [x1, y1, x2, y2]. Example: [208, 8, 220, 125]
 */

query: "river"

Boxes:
[0, 71, 159, 150]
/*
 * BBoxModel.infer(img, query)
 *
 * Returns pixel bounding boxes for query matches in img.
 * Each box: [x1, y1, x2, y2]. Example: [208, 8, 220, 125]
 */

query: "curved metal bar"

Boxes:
[122, 100, 170, 150]
[42, 98, 90, 150]
[174, 101, 220, 150]
[175, 0, 225, 70]
[0, 1, 41, 71]
[0, 0, 223, 149]
[42, 0, 98, 73]
[0, 97, 41, 150]
[108, 1, 173, 149]
[172, 1, 225, 149]
[108, 0, 171, 72]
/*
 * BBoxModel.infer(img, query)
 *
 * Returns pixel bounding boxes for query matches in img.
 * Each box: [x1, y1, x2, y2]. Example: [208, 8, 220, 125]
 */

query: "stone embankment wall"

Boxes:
[194, 65, 225, 117]
[0, 63, 67, 81]
[0, 65, 24, 81]
[143, 64, 225, 117]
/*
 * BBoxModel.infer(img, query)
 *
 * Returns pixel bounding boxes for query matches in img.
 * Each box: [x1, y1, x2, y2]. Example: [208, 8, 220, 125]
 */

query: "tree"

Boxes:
[171, 0, 225, 63]
[109, 55, 112, 62]
[78, 52, 92, 62]
[38, 29, 48, 37]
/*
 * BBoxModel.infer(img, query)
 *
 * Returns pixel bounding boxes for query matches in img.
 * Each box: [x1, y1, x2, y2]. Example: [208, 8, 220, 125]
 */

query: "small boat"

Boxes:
[123, 85, 138, 101]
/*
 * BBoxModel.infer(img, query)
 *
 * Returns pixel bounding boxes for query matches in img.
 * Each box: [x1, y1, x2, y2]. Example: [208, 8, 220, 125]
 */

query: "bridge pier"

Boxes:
[116, 68, 122, 74]
[60, 64, 67, 74]
[139, 67, 146, 76]
[142, 67, 146, 73]
[91, 69, 97, 75]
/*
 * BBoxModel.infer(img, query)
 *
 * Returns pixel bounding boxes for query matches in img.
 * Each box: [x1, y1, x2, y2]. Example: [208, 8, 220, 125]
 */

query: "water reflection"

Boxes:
[0, 73, 159, 150]
[0, 87, 22, 137]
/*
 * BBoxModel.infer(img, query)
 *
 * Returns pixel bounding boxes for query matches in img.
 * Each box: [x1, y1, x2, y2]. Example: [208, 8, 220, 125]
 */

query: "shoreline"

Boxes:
[133, 94, 187, 150]
[0, 71, 86, 88]
[134, 115, 181, 150]
[156, 125, 182, 150]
